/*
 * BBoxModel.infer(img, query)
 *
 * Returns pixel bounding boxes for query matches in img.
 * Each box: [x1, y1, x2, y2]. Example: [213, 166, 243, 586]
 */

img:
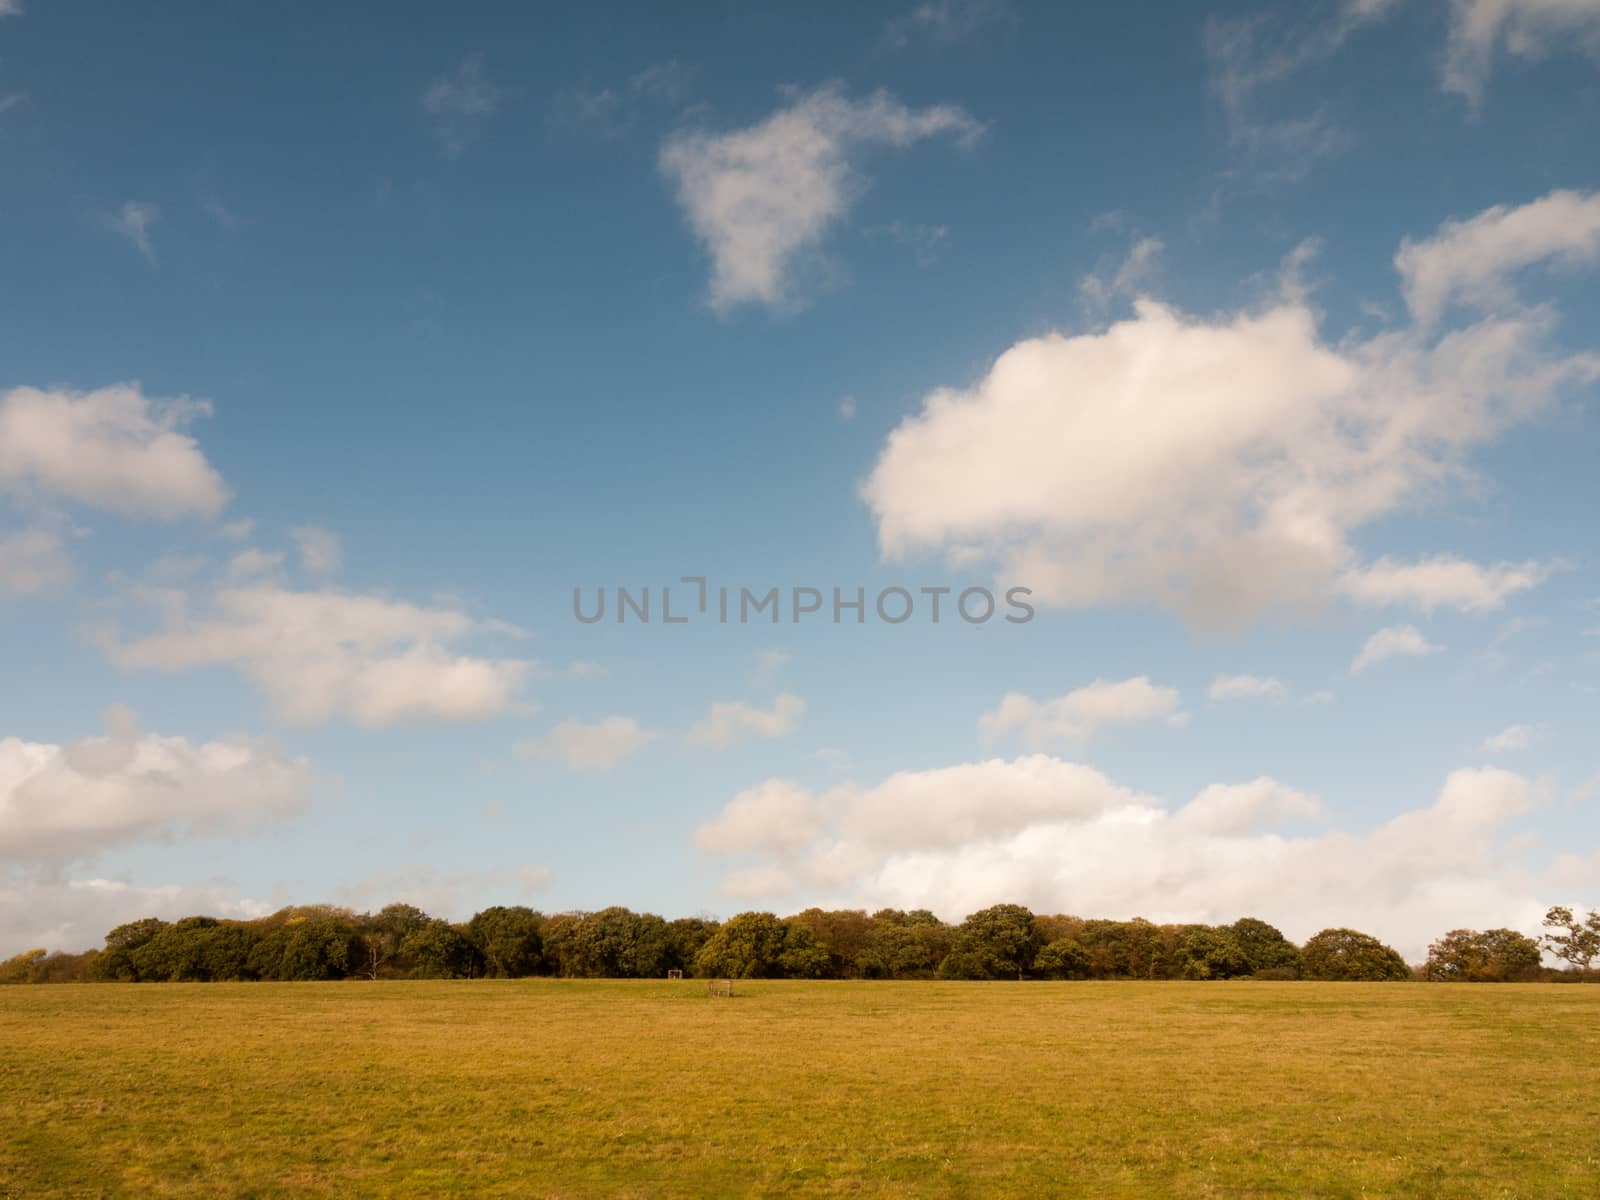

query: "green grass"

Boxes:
[3, 981, 1598, 1198]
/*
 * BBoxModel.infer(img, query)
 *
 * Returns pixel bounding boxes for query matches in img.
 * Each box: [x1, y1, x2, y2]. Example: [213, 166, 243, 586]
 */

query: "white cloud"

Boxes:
[0, 529, 71, 595]
[517, 717, 654, 772]
[687, 693, 805, 749]
[659, 84, 981, 311]
[1080, 237, 1163, 308]
[225, 548, 283, 582]
[0, 705, 311, 864]
[697, 757, 1559, 959]
[0, 384, 230, 519]
[333, 863, 552, 920]
[423, 55, 501, 154]
[882, 0, 1014, 48]
[291, 526, 342, 575]
[1396, 189, 1600, 325]
[838, 396, 857, 422]
[1202, 2, 1393, 170]
[0, 876, 274, 959]
[863, 197, 1600, 631]
[1443, 0, 1600, 104]
[1340, 555, 1554, 613]
[104, 201, 159, 261]
[1484, 722, 1541, 752]
[1175, 777, 1322, 835]
[0, 2, 23, 17]
[751, 648, 792, 676]
[1208, 673, 1288, 701]
[978, 677, 1183, 744]
[1351, 625, 1442, 674]
[103, 583, 531, 728]
[695, 779, 823, 854]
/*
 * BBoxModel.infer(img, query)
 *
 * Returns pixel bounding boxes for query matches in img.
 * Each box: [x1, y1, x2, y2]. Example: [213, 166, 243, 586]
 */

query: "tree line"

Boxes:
[3, 903, 1595, 985]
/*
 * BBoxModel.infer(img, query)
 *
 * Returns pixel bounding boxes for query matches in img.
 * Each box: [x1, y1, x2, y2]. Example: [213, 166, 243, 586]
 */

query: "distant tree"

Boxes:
[1301, 928, 1411, 981]
[1540, 906, 1600, 973]
[544, 908, 671, 978]
[1424, 929, 1543, 982]
[858, 911, 952, 979]
[465, 906, 544, 977]
[663, 918, 718, 976]
[942, 905, 1041, 980]
[241, 915, 357, 981]
[0, 949, 49, 984]
[693, 912, 793, 979]
[788, 909, 875, 978]
[1230, 918, 1303, 978]
[776, 920, 829, 979]
[1034, 939, 1092, 980]
[93, 917, 170, 981]
[1179, 926, 1252, 980]
[400, 920, 478, 978]
[359, 903, 432, 979]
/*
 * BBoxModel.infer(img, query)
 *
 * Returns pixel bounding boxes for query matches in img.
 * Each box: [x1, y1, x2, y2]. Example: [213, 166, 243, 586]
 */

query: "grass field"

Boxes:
[3, 980, 1598, 1198]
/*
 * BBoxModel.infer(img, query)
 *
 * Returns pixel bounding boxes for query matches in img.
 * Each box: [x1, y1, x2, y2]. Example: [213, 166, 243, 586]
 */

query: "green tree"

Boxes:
[465, 906, 544, 977]
[1540, 906, 1600, 972]
[1301, 928, 1411, 981]
[1179, 926, 1251, 980]
[664, 918, 718, 976]
[858, 910, 953, 979]
[1034, 939, 1092, 980]
[358, 903, 433, 979]
[1424, 929, 1543, 982]
[400, 920, 478, 978]
[941, 905, 1041, 980]
[1230, 917, 1303, 978]
[93, 917, 170, 981]
[693, 912, 793, 978]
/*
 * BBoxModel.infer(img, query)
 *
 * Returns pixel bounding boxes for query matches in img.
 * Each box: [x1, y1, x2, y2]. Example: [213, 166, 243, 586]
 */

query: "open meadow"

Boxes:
[2, 980, 1598, 1198]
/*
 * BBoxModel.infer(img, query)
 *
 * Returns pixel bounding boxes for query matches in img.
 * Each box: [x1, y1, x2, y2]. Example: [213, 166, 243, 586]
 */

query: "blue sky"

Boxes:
[3, 0, 1599, 959]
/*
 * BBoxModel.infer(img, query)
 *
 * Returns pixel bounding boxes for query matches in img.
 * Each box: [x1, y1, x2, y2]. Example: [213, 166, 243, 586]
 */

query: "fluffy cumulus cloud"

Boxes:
[1351, 625, 1442, 674]
[1340, 555, 1554, 613]
[1443, 0, 1600, 104]
[978, 677, 1184, 744]
[694, 779, 824, 855]
[103, 583, 531, 728]
[687, 693, 806, 749]
[659, 84, 981, 310]
[0, 876, 275, 960]
[0, 384, 229, 519]
[863, 193, 1600, 631]
[517, 716, 654, 772]
[694, 756, 1564, 959]
[0, 705, 311, 864]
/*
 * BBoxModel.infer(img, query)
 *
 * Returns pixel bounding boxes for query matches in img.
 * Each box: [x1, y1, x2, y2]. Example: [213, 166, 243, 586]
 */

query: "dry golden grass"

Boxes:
[3, 979, 1598, 1197]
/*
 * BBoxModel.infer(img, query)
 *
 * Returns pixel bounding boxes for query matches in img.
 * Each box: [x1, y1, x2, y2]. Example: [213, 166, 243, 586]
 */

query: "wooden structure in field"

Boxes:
[666, 969, 683, 980]
[705, 978, 734, 998]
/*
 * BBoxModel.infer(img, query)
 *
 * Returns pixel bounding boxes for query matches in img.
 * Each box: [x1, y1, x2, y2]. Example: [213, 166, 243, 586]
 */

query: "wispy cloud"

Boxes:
[103, 201, 160, 261]
[423, 55, 502, 155]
